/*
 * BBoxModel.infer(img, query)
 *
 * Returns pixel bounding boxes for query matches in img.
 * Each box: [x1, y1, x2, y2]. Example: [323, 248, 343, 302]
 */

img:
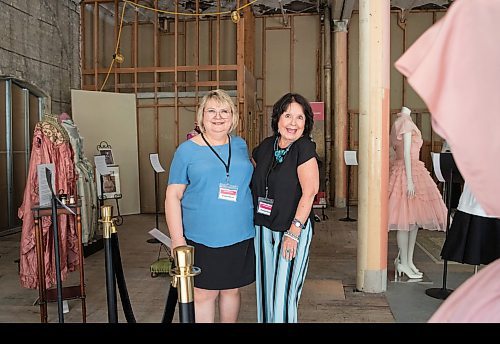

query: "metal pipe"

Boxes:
[323, 5, 332, 205]
[333, 18, 348, 208]
[5, 79, 13, 228]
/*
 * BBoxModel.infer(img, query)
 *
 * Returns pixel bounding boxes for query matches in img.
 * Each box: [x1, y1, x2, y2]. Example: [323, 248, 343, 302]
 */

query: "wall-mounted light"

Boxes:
[113, 53, 125, 64]
[231, 10, 240, 23]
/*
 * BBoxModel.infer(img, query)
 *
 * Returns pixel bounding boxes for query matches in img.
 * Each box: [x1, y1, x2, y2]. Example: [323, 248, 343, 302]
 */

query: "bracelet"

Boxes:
[284, 231, 300, 242]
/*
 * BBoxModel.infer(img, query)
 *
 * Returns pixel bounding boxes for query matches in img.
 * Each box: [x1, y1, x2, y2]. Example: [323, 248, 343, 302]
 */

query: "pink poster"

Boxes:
[310, 102, 324, 121]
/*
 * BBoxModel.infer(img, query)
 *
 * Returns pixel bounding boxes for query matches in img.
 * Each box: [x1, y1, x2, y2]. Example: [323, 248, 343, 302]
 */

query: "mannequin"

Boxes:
[396, 107, 422, 278]
[388, 106, 447, 280]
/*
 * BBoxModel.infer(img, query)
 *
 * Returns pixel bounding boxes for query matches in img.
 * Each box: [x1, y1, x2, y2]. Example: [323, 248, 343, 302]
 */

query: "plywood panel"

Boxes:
[404, 13, 434, 110]
[198, 21, 211, 66]
[159, 32, 175, 67]
[219, 20, 236, 65]
[293, 16, 319, 101]
[158, 106, 176, 213]
[137, 103, 156, 213]
[11, 153, 25, 227]
[99, 11, 115, 69]
[185, 21, 197, 67]
[71, 90, 140, 215]
[265, 29, 290, 105]
[11, 83, 26, 152]
[254, 18, 263, 81]
[179, 105, 197, 142]
[390, 12, 404, 110]
[138, 24, 154, 67]
[29, 94, 40, 137]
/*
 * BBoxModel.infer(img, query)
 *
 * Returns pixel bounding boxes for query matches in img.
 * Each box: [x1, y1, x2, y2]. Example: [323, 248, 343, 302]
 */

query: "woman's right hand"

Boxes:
[407, 179, 415, 198]
[171, 236, 187, 254]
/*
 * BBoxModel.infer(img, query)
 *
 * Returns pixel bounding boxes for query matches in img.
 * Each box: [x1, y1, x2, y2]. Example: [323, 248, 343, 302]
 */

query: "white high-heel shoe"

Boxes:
[394, 252, 401, 280]
[396, 263, 423, 279]
[408, 262, 422, 276]
[394, 251, 422, 276]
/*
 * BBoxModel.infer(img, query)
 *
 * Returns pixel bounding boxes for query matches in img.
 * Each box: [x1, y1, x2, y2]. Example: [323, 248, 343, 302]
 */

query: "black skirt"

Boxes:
[185, 238, 255, 290]
[441, 210, 500, 265]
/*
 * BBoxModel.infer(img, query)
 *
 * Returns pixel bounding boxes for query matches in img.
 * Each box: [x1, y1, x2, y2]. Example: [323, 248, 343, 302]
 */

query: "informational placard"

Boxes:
[149, 153, 165, 173]
[94, 155, 110, 176]
[37, 164, 56, 206]
[344, 150, 358, 166]
[432, 152, 445, 182]
[148, 228, 172, 250]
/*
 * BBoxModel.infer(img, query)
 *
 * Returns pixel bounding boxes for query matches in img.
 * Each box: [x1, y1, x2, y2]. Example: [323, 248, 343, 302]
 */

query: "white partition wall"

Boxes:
[71, 90, 140, 215]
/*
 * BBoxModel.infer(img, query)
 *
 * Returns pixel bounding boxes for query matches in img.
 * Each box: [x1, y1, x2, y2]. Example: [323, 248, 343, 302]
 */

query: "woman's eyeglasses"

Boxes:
[204, 108, 231, 118]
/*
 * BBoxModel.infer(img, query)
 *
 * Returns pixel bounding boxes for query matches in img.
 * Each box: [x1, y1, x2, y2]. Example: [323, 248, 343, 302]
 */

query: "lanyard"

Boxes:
[264, 136, 291, 198]
[201, 133, 231, 183]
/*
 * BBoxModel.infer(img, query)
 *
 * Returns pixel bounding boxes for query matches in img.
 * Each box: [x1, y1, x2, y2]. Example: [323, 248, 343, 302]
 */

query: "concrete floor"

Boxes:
[0, 208, 476, 324]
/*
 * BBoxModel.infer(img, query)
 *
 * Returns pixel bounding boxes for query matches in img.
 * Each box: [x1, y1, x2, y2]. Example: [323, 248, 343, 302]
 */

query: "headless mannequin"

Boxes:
[396, 107, 423, 279]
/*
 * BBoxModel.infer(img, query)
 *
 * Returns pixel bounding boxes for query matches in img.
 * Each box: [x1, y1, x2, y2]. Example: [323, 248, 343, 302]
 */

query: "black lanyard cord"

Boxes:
[264, 136, 291, 198]
[201, 133, 231, 182]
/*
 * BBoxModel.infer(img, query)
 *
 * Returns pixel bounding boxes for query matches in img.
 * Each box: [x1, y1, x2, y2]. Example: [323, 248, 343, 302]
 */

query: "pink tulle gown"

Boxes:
[388, 114, 447, 231]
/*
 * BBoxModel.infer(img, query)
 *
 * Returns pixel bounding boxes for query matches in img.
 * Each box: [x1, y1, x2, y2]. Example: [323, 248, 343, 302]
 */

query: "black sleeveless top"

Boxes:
[251, 135, 317, 232]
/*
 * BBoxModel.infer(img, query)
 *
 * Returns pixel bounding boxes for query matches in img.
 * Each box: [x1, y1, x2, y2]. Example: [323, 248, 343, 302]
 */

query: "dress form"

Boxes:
[396, 111, 423, 279]
[388, 111, 447, 276]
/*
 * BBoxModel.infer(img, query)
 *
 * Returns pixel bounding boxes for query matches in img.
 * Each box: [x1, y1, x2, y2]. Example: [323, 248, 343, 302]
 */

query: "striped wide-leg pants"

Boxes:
[254, 220, 312, 323]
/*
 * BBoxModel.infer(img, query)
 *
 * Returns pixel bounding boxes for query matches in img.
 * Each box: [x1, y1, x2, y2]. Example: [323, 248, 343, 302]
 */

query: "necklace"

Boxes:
[274, 136, 291, 163]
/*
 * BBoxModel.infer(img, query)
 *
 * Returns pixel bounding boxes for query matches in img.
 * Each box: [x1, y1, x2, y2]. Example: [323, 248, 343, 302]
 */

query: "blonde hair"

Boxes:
[196, 89, 238, 133]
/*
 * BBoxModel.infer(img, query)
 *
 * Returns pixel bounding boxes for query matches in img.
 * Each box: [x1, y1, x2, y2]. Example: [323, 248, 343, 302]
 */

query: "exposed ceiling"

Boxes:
[96, 1, 453, 23]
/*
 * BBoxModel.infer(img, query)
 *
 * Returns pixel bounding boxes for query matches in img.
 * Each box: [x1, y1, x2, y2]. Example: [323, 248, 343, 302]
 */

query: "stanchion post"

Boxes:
[154, 171, 159, 230]
[100, 205, 118, 323]
[170, 246, 201, 323]
[339, 165, 357, 222]
[50, 192, 65, 323]
[426, 152, 459, 300]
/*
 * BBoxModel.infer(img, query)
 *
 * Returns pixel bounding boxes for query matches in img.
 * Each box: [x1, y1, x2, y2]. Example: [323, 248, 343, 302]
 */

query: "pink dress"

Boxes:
[395, 0, 500, 217]
[388, 115, 447, 231]
[18, 121, 79, 289]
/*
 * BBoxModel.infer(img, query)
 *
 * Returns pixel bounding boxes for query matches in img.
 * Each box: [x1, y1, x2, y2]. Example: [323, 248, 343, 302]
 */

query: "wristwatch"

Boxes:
[292, 218, 305, 230]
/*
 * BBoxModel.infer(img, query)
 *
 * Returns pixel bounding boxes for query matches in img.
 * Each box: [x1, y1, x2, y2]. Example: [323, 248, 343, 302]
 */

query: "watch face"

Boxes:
[294, 220, 301, 228]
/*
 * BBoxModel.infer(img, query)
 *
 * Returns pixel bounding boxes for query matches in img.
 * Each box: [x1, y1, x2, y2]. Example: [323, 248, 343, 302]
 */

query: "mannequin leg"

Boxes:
[396, 231, 422, 279]
[407, 229, 421, 275]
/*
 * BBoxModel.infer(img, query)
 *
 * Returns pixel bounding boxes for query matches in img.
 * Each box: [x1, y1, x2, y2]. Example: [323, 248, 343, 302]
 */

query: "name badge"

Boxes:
[257, 197, 274, 216]
[218, 183, 238, 202]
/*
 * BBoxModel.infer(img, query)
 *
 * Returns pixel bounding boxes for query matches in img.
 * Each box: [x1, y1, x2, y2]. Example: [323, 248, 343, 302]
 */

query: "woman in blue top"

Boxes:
[165, 89, 255, 323]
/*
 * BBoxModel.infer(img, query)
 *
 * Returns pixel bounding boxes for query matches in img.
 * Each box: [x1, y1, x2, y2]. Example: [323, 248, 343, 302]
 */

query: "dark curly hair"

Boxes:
[271, 93, 314, 138]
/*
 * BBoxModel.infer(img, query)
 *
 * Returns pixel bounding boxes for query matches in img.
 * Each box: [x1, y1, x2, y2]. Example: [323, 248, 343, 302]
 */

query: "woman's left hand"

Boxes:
[282, 235, 298, 261]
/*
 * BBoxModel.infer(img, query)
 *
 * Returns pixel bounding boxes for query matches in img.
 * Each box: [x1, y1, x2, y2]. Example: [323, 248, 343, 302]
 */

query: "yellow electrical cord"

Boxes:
[99, 0, 257, 92]
[125, 0, 256, 16]
[100, 0, 127, 91]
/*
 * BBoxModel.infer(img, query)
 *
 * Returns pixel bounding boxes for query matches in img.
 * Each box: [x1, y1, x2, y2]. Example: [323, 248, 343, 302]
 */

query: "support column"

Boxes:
[333, 20, 348, 208]
[357, 0, 390, 293]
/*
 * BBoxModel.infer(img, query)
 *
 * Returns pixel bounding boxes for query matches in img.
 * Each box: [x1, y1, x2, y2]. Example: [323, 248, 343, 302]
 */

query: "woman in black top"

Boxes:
[251, 93, 319, 323]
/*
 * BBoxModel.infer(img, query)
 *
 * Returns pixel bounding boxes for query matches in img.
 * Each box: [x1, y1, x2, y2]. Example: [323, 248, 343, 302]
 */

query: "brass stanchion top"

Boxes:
[173, 245, 194, 270]
[101, 205, 113, 220]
